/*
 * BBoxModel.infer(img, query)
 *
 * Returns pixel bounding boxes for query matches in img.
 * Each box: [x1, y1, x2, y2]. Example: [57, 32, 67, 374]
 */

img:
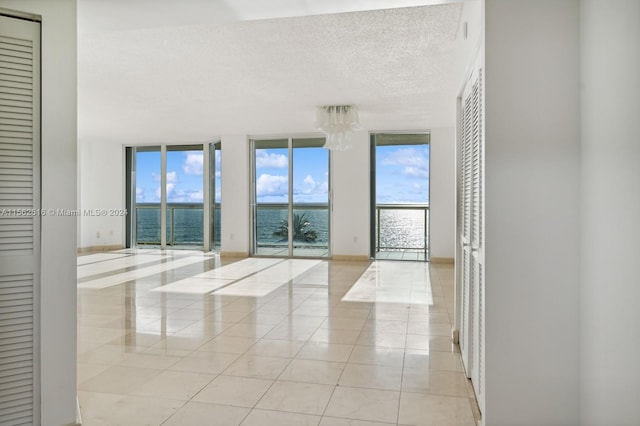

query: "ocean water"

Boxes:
[255, 208, 329, 248]
[136, 207, 217, 245]
[377, 209, 427, 250]
[135, 206, 427, 250]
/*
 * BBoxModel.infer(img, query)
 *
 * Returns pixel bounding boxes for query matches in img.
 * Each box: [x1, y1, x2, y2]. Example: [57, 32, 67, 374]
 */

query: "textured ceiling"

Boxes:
[78, 2, 463, 145]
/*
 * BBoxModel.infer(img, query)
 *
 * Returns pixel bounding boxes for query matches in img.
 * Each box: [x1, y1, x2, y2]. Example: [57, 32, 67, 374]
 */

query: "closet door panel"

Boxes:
[0, 15, 41, 426]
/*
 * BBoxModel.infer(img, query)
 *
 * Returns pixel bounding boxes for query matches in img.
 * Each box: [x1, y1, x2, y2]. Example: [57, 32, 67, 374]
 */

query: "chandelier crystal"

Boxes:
[316, 105, 360, 150]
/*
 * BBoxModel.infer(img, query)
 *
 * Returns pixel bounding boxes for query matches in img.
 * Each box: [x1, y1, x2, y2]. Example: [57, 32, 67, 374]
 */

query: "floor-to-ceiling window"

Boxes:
[133, 147, 162, 245]
[252, 137, 329, 257]
[210, 142, 222, 251]
[166, 145, 204, 247]
[370, 133, 430, 261]
[126, 143, 220, 251]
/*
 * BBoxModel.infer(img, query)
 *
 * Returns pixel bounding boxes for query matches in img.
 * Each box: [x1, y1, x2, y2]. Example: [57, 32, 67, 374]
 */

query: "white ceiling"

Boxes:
[78, 0, 463, 145]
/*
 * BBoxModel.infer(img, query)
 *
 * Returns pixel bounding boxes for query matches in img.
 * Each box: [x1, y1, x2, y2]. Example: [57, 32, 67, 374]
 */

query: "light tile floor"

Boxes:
[374, 250, 428, 262]
[77, 249, 479, 425]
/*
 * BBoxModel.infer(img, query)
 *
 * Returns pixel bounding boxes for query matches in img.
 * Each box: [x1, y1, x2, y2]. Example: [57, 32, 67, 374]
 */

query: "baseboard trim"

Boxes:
[77, 245, 123, 254]
[331, 254, 370, 262]
[430, 256, 454, 264]
[220, 251, 249, 258]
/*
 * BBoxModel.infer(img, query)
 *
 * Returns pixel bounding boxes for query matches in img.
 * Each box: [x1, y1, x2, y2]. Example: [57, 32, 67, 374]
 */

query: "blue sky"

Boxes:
[255, 147, 328, 203]
[136, 149, 221, 203]
[376, 144, 429, 204]
[135, 144, 428, 205]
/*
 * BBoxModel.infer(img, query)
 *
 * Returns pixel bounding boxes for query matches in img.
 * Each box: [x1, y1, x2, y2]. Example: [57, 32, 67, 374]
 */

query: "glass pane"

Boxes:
[172, 207, 204, 245]
[254, 139, 289, 256]
[135, 149, 161, 245]
[256, 205, 289, 256]
[292, 139, 329, 257]
[212, 144, 222, 251]
[374, 138, 429, 260]
[375, 143, 429, 204]
[136, 206, 160, 244]
[166, 148, 204, 247]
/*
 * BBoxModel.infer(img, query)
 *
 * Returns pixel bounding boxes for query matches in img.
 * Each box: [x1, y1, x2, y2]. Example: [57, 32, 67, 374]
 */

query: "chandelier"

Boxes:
[315, 105, 360, 150]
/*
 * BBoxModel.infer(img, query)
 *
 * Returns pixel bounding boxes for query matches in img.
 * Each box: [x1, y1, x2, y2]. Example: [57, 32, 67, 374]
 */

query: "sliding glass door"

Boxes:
[292, 138, 329, 257]
[210, 142, 222, 251]
[166, 145, 204, 247]
[370, 133, 430, 261]
[128, 142, 220, 251]
[252, 137, 329, 258]
[134, 147, 162, 245]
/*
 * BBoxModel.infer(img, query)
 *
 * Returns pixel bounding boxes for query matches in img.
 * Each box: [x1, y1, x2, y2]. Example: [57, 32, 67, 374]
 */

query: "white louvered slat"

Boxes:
[0, 15, 40, 426]
[0, 26, 34, 253]
[458, 69, 475, 378]
[456, 105, 464, 250]
[462, 93, 473, 243]
[0, 274, 34, 426]
[460, 246, 472, 377]
[457, 59, 484, 416]
[470, 66, 485, 414]
[471, 251, 480, 386]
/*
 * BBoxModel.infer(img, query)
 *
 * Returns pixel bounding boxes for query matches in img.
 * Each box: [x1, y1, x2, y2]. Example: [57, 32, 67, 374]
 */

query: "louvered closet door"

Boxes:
[0, 14, 41, 426]
[459, 74, 474, 378]
[469, 68, 485, 413]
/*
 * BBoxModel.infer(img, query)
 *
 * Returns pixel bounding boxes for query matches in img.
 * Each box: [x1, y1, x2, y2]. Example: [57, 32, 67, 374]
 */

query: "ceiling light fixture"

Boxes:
[316, 105, 360, 151]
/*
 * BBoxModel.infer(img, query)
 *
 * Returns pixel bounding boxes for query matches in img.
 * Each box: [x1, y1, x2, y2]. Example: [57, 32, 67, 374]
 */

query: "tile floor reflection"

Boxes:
[77, 249, 479, 425]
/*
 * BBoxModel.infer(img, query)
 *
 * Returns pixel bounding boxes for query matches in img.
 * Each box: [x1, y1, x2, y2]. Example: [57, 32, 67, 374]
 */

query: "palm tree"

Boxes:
[273, 212, 318, 242]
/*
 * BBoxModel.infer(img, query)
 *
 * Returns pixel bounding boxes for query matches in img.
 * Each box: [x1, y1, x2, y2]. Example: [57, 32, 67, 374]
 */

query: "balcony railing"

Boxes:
[134, 202, 427, 257]
[375, 204, 429, 259]
[254, 203, 329, 254]
[135, 203, 220, 247]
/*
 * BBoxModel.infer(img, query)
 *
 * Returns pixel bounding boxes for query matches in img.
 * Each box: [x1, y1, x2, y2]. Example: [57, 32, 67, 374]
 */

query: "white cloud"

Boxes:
[404, 166, 429, 178]
[256, 151, 288, 168]
[188, 190, 203, 202]
[298, 174, 330, 196]
[302, 175, 317, 193]
[293, 175, 329, 203]
[256, 173, 287, 197]
[155, 171, 178, 199]
[136, 187, 145, 202]
[182, 152, 203, 175]
[382, 147, 429, 178]
[382, 147, 427, 167]
[166, 188, 204, 203]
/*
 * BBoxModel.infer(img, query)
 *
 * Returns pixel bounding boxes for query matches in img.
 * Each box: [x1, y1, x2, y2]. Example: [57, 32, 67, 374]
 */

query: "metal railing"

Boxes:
[134, 203, 427, 256]
[135, 203, 220, 246]
[254, 203, 329, 250]
[375, 204, 429, 258]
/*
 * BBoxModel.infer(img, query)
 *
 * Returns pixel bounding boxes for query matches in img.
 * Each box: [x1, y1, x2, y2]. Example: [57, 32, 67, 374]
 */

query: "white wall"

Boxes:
[79, 140, 124, 249]
[429, 127, 456, 259]
[455, 0, 484, 87]
[331, 130, 370, 257]
[0, 1, 78, 424]
[580, 1, 640, 424]
[220, 135, 250, 255]
[484, 1, 581, 424]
